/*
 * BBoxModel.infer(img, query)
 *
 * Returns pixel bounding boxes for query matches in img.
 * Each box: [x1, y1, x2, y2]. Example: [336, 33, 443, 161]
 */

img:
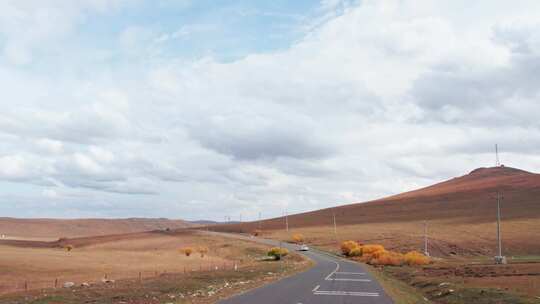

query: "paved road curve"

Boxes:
[214, 233, 394, 304]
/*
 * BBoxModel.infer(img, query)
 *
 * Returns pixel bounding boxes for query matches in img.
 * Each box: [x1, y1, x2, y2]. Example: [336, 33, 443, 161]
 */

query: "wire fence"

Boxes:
[1, 261, 240, 295]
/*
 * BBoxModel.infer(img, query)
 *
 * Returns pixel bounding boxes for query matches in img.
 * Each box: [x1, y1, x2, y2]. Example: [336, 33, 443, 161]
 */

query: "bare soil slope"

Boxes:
[0, 218, 192, 239]
[214, 166, 540, 232]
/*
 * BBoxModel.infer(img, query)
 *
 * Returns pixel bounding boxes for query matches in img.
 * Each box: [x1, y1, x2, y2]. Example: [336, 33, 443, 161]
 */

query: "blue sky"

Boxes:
[2, 0, 540, 220]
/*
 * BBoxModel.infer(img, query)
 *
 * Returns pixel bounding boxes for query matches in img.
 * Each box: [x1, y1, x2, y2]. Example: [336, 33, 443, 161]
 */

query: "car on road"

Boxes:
[299, 244, 309, 251]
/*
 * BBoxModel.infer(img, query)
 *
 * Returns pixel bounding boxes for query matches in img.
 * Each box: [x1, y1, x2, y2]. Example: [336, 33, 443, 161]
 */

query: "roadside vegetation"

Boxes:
[291, 233, 304, 244]
[340, 240, 430, 266]
[267, 247, 289, 260]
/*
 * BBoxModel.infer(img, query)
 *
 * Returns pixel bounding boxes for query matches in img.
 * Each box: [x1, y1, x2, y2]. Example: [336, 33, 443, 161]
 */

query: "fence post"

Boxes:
[138, 272, 142, 283]
[24, 281, 28, 291]
[54, 278, 58, 288]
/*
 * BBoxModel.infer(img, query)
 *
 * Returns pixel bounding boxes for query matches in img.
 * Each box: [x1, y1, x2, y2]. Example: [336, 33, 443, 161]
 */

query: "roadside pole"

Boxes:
[333, 211, 337, 236]
[285, 211, 289, 232]
[423, 220, 429, 256]
[494, 192, 506, 264]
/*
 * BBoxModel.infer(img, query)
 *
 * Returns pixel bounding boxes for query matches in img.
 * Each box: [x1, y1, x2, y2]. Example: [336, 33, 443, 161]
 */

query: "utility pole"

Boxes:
[239, 214, 242, 222]
[332, 211, 337, 236]
[494, 191, 506, 264]
[285, 210, 289, 232]
[423, 220, 429, 256]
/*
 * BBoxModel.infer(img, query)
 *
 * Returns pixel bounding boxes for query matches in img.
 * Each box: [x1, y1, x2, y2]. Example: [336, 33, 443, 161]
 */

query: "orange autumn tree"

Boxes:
[292, 233, 304, 244]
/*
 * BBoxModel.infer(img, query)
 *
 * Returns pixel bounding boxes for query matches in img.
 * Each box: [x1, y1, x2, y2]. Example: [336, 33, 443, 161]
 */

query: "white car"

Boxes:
[299, 244, 309, 251]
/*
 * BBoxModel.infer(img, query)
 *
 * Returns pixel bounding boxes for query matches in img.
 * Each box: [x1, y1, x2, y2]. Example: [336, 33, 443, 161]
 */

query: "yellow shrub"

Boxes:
[349, 246, 363, 257]
[292, 233, 304, 244]
[360, 244, 385, 255]
[370, 251, 405, 266]
[198, 247, 209, 258]
[267, 247, 289, 260]
[404, 251, 430, 265]
[180, 247, 193, 257]
[252, 229, 262, 236]
[65, 244, 74, 252]
[340, 240, 359, 256]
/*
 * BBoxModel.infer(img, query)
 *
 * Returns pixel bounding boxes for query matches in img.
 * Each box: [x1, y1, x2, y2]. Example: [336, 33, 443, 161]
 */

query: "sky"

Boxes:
[1, 0, 540, 221]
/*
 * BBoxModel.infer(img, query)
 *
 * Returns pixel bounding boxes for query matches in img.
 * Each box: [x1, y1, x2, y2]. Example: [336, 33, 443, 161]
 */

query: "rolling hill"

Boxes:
[213, 166, 540, 232]
[0, 217, 192, 239]
[210, 166, 540, 256]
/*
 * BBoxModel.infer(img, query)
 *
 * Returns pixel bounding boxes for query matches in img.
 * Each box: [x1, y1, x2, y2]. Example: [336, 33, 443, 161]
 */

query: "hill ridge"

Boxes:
[211, 166, 540, 233]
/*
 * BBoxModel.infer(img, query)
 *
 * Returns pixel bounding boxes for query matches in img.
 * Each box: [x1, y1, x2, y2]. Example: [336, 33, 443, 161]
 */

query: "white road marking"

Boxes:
[329, 278, 371, 282]
[324, 260, 340, 280]
[312, 285, 320, 292]
[314, 290, 380, 297]
[325, 268, 370, 281]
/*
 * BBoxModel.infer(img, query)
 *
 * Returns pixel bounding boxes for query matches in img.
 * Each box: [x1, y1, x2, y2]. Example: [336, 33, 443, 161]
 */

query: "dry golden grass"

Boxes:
[0, 231, 267, 295]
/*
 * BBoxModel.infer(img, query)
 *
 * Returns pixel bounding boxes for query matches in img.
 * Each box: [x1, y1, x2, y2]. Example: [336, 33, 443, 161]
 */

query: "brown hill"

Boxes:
[0, 218, 192, 239]
[213, 166, 540, 233]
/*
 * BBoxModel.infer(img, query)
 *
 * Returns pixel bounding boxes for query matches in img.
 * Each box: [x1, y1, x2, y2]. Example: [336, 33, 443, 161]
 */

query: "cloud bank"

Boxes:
[1, 0, 540, 220]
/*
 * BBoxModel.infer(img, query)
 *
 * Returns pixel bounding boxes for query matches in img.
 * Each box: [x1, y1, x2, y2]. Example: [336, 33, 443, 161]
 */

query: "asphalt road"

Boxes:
[214, 233, 394, 304]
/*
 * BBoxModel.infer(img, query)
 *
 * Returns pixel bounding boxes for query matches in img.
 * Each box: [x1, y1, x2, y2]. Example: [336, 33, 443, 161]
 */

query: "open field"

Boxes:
[0, 233, 309, 304]
[0, 230, 307, 298]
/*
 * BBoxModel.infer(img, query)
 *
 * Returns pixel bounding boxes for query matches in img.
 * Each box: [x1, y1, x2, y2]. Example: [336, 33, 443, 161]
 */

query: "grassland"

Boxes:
[0, 230, 311, 303]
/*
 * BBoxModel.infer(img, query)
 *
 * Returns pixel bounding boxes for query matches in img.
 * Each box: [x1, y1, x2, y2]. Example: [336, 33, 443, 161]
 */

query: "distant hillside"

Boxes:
[212, 166, 540, 233]
[189, 220, 220, 226]
[0, 218, 192, 239]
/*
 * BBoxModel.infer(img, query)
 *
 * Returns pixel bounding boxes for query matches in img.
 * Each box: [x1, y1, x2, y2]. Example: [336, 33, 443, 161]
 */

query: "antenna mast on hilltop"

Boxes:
[495, 144, 500, 167]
